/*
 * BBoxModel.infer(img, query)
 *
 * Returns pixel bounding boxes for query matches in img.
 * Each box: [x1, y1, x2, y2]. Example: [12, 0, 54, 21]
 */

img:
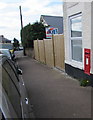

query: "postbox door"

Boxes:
[84, 48, 91, 75]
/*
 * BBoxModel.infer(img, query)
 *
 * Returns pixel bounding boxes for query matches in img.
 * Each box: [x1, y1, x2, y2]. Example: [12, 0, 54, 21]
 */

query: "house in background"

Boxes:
[63, 2, 93, 81]
[40, 15, 63, 38]
[0, 35, 11, 43]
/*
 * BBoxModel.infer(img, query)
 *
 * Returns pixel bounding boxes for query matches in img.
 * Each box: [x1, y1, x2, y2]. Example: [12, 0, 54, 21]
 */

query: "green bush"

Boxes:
[80, 79, 90, 87]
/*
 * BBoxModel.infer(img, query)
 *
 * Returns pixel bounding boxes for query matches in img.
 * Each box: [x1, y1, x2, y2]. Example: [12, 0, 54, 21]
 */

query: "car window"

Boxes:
[1, 50, 11, 59]
[3, 60, 19, 86]
[2, 67, 22, 118]
[0, 44, 13, 50]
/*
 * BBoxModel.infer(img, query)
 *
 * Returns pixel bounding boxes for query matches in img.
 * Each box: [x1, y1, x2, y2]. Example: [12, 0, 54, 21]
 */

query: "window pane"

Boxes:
[71, 40, 82, 62]
[71, 16, 82, 37]
[3, 61, 19, 86]
[2, 67, 22, 117]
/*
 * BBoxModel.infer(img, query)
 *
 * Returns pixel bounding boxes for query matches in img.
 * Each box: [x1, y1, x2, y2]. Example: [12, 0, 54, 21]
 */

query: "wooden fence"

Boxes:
[34, 34, 65, 70]
[53, 34, 65, 69]
[38, 40, 45, 63]
[44, 39, 54, 67]
[34, 40, 39, 61]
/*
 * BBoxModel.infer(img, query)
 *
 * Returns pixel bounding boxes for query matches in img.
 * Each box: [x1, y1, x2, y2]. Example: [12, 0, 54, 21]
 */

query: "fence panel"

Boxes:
[34, 35, 65, 69]
[38, 40, 45, 63]
[44, 39, 54, 67]
[53, 34, 65, 70]
[34, 40, 39, 61]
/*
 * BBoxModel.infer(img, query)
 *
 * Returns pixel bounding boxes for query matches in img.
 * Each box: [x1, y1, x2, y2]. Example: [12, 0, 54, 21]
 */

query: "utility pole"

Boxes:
[19, 6, 26, 56]
[19, 6, 23, 29]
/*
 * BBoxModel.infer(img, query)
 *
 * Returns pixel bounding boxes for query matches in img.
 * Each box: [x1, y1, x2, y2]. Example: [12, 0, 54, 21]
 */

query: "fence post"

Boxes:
[52, 35, 55, 67]
[43, 39, 46, 64]
[37, 39, 40, 61]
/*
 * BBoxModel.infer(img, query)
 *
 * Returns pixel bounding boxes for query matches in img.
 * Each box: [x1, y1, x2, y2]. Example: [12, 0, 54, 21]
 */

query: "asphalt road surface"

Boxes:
[16, 51, 92, 118]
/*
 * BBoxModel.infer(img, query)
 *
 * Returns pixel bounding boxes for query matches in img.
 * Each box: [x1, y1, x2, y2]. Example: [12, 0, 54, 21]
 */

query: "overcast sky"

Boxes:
[0, 0, 63, 41]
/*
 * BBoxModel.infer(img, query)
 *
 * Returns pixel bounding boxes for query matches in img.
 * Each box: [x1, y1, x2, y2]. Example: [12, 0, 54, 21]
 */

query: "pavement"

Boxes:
[16, 51, 92, 118]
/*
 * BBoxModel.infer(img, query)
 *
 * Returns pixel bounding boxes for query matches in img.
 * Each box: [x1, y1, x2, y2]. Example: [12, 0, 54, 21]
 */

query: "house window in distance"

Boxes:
[70, 14, 82, 62]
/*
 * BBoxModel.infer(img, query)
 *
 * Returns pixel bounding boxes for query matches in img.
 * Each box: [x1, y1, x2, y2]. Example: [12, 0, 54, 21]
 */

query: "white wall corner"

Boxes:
[91, 1, 93, 74]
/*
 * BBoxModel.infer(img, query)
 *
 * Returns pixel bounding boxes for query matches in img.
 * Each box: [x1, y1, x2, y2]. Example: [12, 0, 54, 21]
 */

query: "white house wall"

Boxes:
[91, 1, 93, 74]
[83, 3, 91, 49]
[64, 2, 93, 74]
[83, 3, 92, 74]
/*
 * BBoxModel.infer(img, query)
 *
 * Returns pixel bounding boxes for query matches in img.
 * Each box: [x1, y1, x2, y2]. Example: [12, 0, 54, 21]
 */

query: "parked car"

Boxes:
[0, 49, 15, 60]
[19, 46, 23, 50]
[0, 43, 14, 55]
[0, 56, 34, 119]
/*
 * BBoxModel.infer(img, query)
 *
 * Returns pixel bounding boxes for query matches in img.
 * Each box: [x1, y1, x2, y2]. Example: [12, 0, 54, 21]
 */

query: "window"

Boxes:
[70, 14, 82, 62]
[2, 67, 22, 118]
[3, 60, 19, 86]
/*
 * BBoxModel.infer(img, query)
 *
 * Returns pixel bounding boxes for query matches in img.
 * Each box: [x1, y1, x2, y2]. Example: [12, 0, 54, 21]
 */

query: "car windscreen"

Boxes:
[0, 44, 13, 50]
[0, 50, 11, 59]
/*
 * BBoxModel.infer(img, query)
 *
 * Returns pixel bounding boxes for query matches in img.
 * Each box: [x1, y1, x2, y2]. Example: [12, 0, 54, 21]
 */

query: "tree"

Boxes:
[30, 22, 46, 40]
[21, 22, 46, 48]
[13, 38, 20, 50]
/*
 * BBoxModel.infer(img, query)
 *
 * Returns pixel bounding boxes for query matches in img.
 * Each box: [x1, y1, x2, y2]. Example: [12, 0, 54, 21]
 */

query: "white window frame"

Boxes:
[69, 13, 83, 64]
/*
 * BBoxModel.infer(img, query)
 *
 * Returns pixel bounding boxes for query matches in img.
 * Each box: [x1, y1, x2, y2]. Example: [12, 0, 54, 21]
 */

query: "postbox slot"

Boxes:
[85, 53, 90, 54]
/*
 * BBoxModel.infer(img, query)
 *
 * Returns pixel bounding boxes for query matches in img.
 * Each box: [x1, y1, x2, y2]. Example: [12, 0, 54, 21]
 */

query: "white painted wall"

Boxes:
[83, 3, 91, 49]
[91, 2, 93, 74]
[63, 2, 93, 74]
[83, 3, 92, 74]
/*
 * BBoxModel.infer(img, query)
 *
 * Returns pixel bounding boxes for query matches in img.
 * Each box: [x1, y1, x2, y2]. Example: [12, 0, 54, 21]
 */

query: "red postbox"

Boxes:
[84, 48, 91, 75]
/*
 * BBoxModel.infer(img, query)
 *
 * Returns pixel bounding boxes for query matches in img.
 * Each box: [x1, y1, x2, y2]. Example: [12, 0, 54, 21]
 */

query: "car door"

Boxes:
[2, 60, 22, 118]
[2, 66, 22, 118]
[3, 59, 31, 118]
[7, 59, 31, 118]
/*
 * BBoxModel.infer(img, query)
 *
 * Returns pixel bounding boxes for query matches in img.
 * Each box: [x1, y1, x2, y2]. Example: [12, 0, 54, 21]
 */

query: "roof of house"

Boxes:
[40, 15, 63, 34]
[0, 35, 11, 43]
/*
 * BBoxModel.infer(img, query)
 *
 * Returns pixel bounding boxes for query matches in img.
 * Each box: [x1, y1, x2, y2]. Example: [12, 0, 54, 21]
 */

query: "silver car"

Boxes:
[0, 56, 34, 119]
[0, 49, 15, 60]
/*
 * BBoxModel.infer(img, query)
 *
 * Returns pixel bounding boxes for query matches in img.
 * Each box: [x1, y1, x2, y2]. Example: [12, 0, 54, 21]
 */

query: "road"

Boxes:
[16, 50, 92, 118]
[15, 50, 24, 58]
